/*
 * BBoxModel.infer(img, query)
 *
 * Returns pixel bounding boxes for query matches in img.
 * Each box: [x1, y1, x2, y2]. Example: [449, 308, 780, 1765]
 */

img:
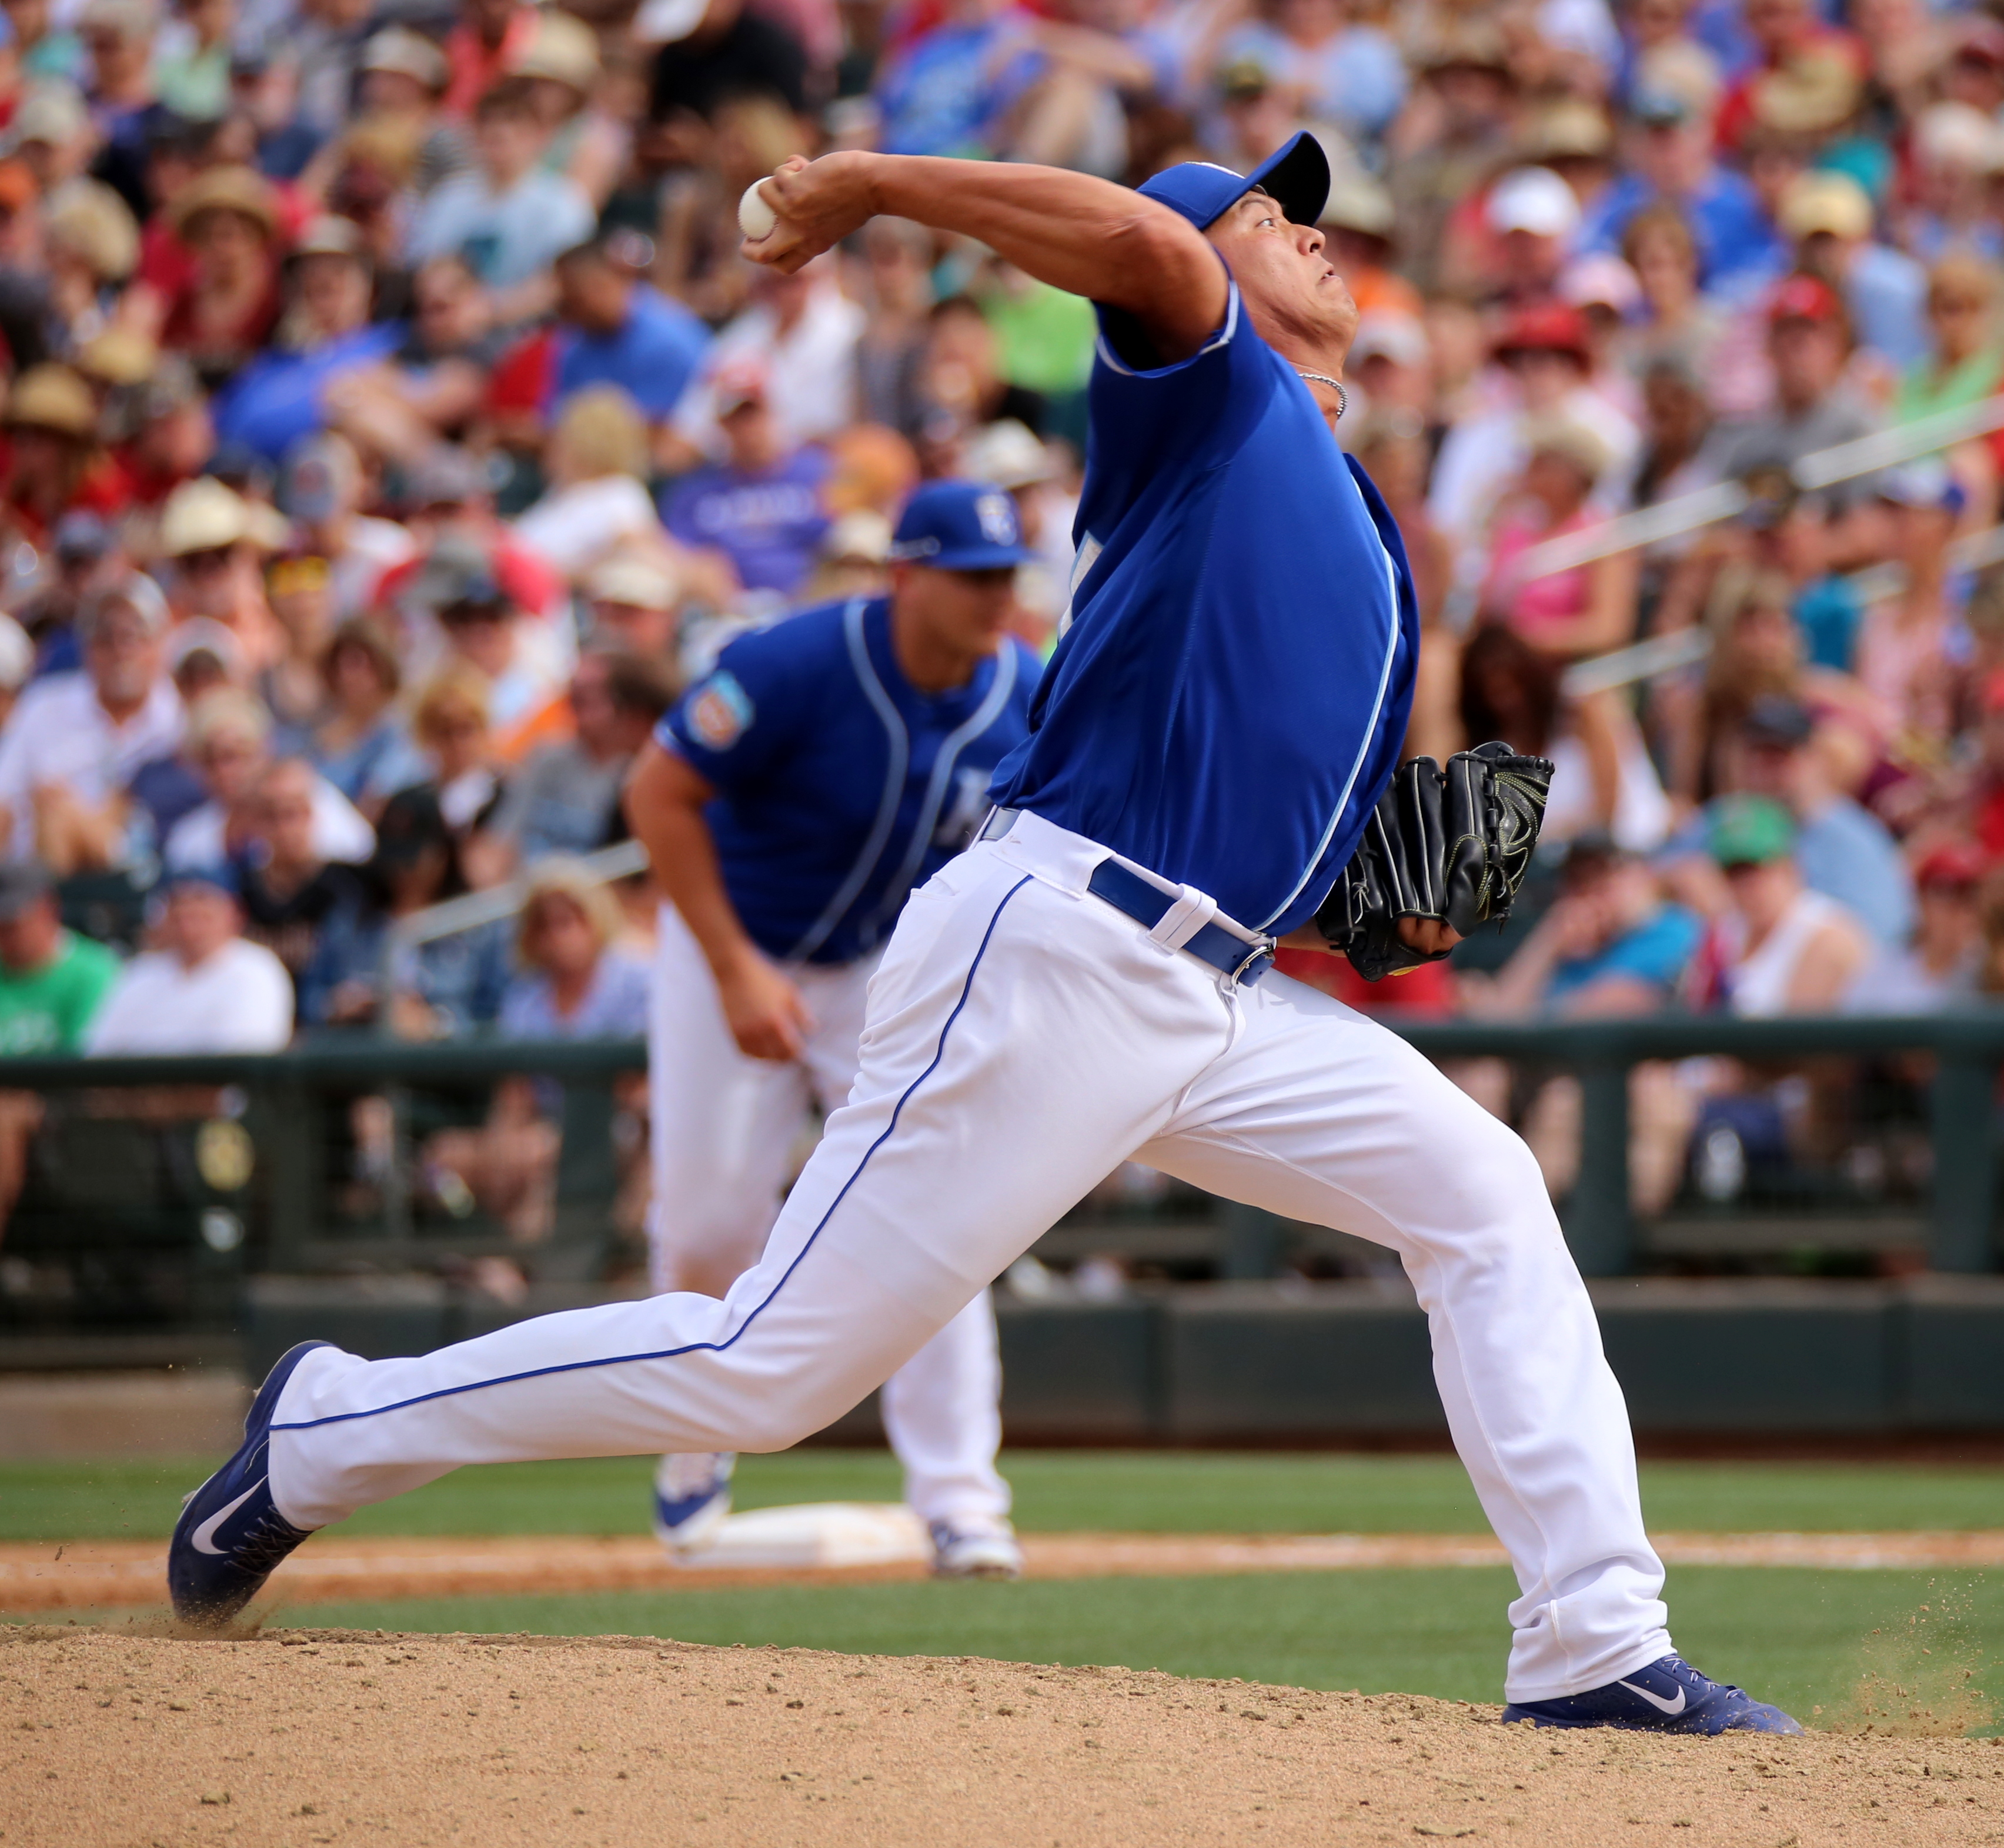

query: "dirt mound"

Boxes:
[6, 1627, 2002, 1846]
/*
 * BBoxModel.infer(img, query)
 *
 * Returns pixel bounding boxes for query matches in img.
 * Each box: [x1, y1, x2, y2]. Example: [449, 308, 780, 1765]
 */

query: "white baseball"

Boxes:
[738, 179, 779, 241]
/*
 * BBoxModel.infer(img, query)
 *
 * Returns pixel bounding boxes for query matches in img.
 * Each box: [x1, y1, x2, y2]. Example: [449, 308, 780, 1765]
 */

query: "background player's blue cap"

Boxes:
[1136, 131, 1331, 232]
[891, 481, 1033, 571]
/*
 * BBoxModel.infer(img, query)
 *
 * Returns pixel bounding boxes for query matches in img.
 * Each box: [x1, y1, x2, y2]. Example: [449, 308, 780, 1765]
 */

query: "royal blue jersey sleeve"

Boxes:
[658, 624, 821, 792]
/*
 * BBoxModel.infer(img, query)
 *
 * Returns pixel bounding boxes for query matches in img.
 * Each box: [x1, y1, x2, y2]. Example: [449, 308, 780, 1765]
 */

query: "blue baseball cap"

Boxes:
[1137, 130, 1331, 233]
[890, 480, 1033, 571]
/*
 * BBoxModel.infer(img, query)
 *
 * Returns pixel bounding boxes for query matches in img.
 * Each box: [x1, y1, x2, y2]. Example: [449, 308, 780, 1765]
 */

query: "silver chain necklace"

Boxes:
[1295, 371, 1347, 420]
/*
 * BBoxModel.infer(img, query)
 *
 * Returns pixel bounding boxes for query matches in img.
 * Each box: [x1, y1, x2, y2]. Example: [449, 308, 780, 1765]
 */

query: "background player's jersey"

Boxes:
[661, 596, 1040, 966]
[987, 278, 1420, 940]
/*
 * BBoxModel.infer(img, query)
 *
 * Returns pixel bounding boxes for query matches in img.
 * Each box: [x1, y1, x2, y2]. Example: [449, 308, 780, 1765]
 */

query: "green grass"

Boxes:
[7, 1449, 2004, 1544]
[14, 1451, 2004, 1720]
[58, 1566, 1993, 1722]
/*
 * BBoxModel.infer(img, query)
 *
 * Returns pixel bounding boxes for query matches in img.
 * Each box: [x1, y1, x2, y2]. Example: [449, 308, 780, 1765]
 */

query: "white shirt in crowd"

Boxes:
[512, 475, 662, 576]
[85, 936, 295, 1055]
[163, 775, 376, 872]
[0, 672, 182, 860]
[674, 274, 864, 455]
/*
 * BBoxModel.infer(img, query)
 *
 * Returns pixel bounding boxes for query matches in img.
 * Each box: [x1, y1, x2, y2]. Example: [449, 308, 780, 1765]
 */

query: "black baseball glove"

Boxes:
[1314, 741, 1555, 982]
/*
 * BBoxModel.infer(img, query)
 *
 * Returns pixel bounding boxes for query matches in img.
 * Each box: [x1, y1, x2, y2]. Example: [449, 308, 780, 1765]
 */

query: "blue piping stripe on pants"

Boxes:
[270, 874, 1038, 1433]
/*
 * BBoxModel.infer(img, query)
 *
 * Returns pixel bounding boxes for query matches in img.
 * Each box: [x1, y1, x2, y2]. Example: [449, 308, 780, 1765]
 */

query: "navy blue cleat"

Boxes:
[168, 1340, 330, 1626]
[1501, 1656, 1804, 1734]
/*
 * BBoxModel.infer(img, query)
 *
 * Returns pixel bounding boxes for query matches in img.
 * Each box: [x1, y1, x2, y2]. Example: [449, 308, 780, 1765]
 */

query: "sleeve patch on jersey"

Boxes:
[687, 670, 755, 749]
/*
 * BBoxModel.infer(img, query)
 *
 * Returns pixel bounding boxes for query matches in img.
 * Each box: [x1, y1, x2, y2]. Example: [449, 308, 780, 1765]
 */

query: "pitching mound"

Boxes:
[6, 1627, 2001, 1847]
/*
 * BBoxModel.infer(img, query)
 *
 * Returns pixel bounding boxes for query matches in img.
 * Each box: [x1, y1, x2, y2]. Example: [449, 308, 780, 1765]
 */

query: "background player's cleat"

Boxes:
[1500, 1656, 1803, 1734]
[652, 1451, 735, 1554]
[168, 1340, 330, 1626]
[929, 1520, 1024, 1579]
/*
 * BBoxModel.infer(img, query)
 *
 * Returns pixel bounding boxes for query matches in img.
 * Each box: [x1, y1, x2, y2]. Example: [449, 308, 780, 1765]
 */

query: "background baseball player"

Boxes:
[628, 478, 1038, 1579]
[175, 136, 1799, 1734]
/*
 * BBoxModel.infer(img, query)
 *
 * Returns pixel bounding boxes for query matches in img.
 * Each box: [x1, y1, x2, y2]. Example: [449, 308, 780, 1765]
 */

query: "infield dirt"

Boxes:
[6, 1627, 2004, 1847]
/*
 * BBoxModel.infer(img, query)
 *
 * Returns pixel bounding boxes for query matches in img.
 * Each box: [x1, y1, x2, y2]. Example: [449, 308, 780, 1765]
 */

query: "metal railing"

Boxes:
[1518, 390, 2004, 582]
[375, 840, 650, 1033]
[0, 1010, 1999, 1342]
[1395, 1011, 2004, 1277]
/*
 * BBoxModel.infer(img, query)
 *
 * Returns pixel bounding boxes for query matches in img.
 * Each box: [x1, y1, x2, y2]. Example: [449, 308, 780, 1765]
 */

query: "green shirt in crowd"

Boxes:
[0, 930, 121, 1055]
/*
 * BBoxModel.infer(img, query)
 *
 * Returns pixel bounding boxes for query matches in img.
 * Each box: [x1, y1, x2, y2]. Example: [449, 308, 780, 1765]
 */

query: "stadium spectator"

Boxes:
[419, 542, 560, 756]
[409, 78, 595, 311]
[298, 781, 508, 1037]
[1897, 251, 2004, 430]
[423, 855, 651, 1246]
[158, 475, 287, 671]
[1701, 794, 1871, 1015]
[162, 687, 373, 872]
[136, 164, 285, 382]
[408, 663, 510, 883]
[872, 0, 1043, 160]
[500, 855, 649, 1036]
[0, 859, 118, 1052]
[538, 238, 710, 436]
[211, 215, 403, 462]
[1853, 462, 1967, 743]
[85, 862, 294, 1052]
[234, 754, 367, 1002]
[1714, 693, 1915, 948]
[1217, 0, 1406, 151]
[1716, 276, 1881, 520]
[0, 363, 128, 552]
[579, 555, 680, 665]
[1478, 417, 1638, 661]
[661, 368, 829, 601]
[325, 255, 503, 463]
[1777, 170, 1928, 373]
[491, 648, 674, 867]
[513, 386, 660, 578]
[279, 438, 415, 625]
[309, 616, 426, 815]
[1846, 841, 1985, 1013]
[1582, 86, 1781, 291]
[0, 573, 179, 873]
[640, 0, 809, 132]
[1429, 305, 1638, 589]
[674, 259, 862, 455]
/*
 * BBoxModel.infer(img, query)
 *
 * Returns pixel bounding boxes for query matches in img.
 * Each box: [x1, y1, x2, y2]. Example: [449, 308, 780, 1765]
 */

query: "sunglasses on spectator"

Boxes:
[179, 546, 238, 576]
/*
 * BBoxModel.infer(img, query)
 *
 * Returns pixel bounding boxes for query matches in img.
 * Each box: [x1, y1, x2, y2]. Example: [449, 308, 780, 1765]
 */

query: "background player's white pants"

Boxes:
[646, 906, 1007, 1532]
[270, 810, 1671, 1702]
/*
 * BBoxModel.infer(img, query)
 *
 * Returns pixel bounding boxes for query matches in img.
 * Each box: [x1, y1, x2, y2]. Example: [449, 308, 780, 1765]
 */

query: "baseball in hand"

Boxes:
[738, 180, 779, 241]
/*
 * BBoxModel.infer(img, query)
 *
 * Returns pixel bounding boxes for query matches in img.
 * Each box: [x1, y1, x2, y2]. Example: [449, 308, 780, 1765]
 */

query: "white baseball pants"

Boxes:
[270, 809, 1671, 1701]
[646, 905, 1007, 1532]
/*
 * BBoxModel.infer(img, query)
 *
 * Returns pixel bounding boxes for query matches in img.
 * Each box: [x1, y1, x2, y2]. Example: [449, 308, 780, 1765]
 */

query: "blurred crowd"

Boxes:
[0, 0, 1993, 1233]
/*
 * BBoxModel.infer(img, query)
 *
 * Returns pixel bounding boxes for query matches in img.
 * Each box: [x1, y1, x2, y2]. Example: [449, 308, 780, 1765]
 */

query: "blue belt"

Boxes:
[1086, 860, 1277, 987]
[979, 807, 1275, 987]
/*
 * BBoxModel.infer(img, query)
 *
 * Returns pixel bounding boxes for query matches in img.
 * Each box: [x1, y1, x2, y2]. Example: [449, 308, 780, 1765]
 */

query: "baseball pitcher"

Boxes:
[173, 135, 1798, 1734]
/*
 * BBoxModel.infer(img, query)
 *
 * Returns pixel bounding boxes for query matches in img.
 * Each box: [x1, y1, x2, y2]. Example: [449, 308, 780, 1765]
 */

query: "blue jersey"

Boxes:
[661, 597, 1040, 966]
[988, 278, 1419, 939]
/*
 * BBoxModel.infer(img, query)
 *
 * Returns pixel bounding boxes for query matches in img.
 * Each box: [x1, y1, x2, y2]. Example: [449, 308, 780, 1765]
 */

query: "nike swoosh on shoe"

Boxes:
[1616, 1679, 1688, 1715]
[191, 1481, 265, 1556]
